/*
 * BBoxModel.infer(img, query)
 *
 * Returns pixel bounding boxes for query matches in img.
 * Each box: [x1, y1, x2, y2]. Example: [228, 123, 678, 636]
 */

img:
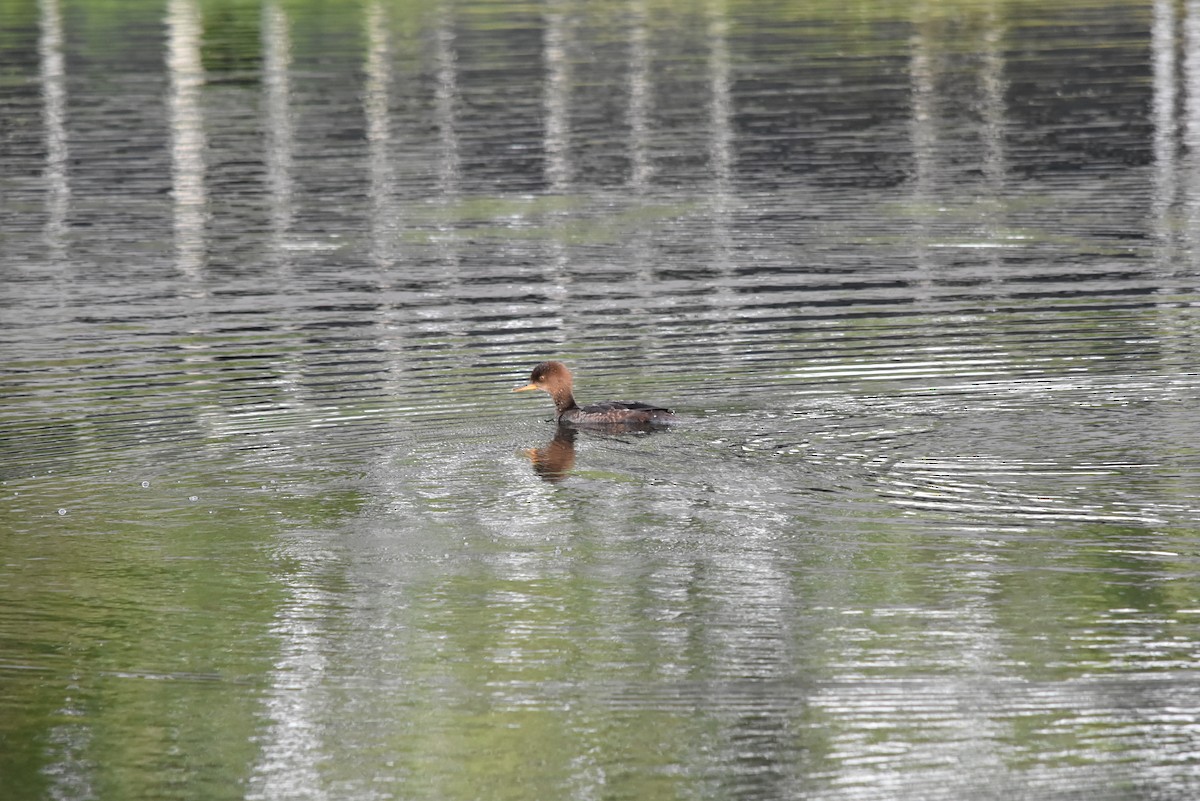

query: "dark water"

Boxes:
[4, 0, 1200, 798]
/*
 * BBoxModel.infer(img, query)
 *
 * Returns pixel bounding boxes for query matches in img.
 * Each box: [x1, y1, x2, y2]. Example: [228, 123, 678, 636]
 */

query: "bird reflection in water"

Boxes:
[524, 424, 578, 483]
[523, 421, 670, 483]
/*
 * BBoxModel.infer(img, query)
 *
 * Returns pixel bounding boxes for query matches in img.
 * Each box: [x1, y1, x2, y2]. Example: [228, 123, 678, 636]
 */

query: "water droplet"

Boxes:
[57, 508, 67, 516]
[140, 480, 151, 488]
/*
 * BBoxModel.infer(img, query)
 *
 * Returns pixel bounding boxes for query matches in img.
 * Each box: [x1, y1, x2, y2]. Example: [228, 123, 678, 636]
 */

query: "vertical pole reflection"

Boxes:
[706, 0, 737, 348]
[364, 0, 396, 273]
[432, 7, 463, 295]
[625, 1, 654, 321]
[39, 0, 69, 258]
[627, 0, 651, 190]
[250, 16, 331, 790]
[1185, 2, 1200, 155]
[1152, 0, 1178, 223]
[433, 9, 461, 199]
[978, 4, 1007, 294]
[263, 0, 294, 252]
[166, 0, 207, 284]
[1151, 0, 1184, 360]
[978, 8, 1007, 194]
[246, 575, 332, 801]
[1182, 1, 1200, 267]
[1176, 1, 1200, 380]
[261, 0, 308, 408]
[908, 4, 937, 298]
[707, 0, 732, 198]
[543, 0, 570, 193]
[540, 1, 571, 340]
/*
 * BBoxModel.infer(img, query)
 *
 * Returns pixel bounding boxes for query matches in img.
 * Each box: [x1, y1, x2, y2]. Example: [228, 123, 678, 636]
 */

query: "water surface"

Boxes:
[3, 0, 1200, 799]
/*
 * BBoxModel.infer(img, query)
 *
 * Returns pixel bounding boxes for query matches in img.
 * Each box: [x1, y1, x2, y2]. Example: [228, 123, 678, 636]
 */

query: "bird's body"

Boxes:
[513, 361, 676, 426]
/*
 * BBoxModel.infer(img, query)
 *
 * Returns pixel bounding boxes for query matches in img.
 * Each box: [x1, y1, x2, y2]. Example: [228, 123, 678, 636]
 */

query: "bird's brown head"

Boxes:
[512, 360, 573, 395]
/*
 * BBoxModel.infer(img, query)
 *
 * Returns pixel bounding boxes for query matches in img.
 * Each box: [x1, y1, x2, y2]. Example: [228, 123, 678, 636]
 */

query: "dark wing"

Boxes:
[580, 401, 675, 414]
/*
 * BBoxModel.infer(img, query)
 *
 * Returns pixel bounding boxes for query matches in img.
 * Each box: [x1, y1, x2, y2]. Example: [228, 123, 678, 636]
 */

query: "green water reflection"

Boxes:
[5, 455, 1197, 797]
[4, 0, 1200, 798]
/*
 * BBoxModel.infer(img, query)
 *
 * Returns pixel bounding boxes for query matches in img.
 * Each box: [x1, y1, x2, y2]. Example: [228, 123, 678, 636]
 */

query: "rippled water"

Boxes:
[4, 0, 1200, 798]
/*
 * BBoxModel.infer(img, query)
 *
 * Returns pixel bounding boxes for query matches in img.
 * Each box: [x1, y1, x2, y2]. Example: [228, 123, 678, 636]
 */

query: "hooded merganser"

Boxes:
[513, 361, 676, 426]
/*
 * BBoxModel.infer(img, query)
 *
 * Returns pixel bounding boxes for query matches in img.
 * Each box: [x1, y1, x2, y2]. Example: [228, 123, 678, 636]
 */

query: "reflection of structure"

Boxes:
[903, 12, 1011, 782]
[434, 9, 462, 198]
[705, 0, 737, 356]
[1152, 0, 1178, 239]
[543, 0, 570, 192]
[908, 3, 1009, 301]
[251, 9, 335, 796]
[1166, 1, 1200, 268]
[978, 5, 1008, 296]
[263, 0, 294, 255]
[365, 0, 397, 275]
[1152, 0, 1198, 373]
[539, 0, 572, 346]
[707, 0, 733, 196]
[431, 7, 463, 305]
[1187, 1, 1200, 140]
[166, 0, 207, 284]
[39, 0, 69, 257]
[627, 0, 651, 190]
[978, 7, 1007, 204]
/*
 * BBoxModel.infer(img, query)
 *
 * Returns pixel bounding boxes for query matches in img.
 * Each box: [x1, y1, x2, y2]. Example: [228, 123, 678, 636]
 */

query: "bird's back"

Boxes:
[565, 401, 676, 425]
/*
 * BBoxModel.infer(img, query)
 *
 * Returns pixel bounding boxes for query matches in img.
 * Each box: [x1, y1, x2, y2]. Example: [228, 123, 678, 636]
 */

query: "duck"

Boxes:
[513, 360, 676, 426]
